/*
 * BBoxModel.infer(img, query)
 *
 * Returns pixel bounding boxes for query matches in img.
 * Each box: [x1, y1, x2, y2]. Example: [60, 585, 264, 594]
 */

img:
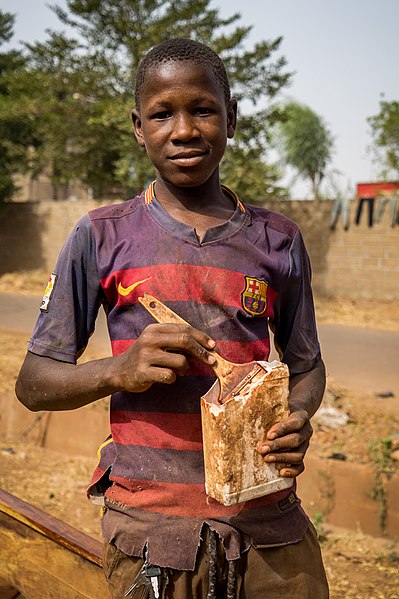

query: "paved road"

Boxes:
[318, 324, 398, 396]
[1, 293, 398, 397]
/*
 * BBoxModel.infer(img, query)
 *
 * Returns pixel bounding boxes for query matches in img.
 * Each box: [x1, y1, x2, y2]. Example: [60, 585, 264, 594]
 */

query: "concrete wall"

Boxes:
[0, 198, 398, 300]
[0, 200, 106, 275]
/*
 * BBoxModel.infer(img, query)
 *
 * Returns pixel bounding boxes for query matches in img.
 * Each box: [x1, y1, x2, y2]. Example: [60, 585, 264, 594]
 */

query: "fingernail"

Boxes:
[266, 455, 276, 462]
[208, 355, 216, 364]
[262, 445, 271, 453]
[268, 432, 277, 440]
[208, 339, 216, 348]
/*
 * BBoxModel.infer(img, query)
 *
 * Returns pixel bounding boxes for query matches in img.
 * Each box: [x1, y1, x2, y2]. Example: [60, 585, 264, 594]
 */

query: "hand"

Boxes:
[111, 323, 216, 393]
[257, 409, 313, 478]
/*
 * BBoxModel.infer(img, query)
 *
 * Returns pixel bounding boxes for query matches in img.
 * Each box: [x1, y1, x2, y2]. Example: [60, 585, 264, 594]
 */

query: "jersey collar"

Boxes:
[144, 181, 248, 245]
[144, 180, 246, 213]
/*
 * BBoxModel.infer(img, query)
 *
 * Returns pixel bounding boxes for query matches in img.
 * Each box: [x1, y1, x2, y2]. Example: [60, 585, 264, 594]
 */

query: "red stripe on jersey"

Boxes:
[216, 338, 271, 363]
[111, 411, 203, 450]
[102, 263, 278, 314]
[106, 478, 294, 518]
[88, 465, 106, 488]
[111, 339, 135, 355]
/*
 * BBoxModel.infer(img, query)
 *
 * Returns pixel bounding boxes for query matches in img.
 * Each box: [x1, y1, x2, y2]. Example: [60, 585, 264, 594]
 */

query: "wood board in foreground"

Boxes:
[0, 488, 110, 598]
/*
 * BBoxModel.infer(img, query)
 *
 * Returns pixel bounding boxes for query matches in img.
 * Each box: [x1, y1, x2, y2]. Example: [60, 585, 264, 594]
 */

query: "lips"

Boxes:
[169, 150, 208, 166]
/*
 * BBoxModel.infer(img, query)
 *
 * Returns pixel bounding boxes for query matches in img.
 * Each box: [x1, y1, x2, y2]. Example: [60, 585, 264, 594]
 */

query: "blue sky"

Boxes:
[2, 0, 399, 198]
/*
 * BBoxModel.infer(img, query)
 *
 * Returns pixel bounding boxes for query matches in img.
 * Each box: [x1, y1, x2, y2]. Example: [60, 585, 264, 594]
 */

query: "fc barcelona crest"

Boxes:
[242, 276, 268, 316]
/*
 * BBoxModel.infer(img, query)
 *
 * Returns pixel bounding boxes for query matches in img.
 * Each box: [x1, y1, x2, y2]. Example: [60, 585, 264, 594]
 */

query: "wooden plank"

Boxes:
[0, 576, 20, 599]
[0, 489, 110, 598]
[0, 488, 102, 565]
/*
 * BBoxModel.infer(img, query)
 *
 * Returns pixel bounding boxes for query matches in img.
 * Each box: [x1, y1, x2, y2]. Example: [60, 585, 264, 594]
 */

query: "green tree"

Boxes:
[221, 110, 288, 201]
[276, 101, 334, 199]
[23, 32, 130, 198]
[0, 11, 35, 202]
[368, 98, 399, 178]
[39, 0, 292, 201]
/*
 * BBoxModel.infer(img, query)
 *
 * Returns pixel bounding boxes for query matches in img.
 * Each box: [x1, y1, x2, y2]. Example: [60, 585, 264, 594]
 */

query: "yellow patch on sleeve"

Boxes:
[40, 273, 58, 312]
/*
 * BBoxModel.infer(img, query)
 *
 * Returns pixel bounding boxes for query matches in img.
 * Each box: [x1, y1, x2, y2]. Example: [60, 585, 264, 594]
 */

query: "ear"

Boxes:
[226, 98, 238, 139]
[131, 108, 146, 147]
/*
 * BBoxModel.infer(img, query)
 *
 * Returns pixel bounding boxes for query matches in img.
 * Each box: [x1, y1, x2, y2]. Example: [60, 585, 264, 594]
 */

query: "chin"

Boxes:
[164, 168, 218, 189]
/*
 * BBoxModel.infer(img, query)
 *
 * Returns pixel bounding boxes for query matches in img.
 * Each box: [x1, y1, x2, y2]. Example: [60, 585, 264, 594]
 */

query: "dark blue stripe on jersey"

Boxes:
[107, 301, 269, 344]
[110, 376, 214, 414]
[111, 443, 205, 484]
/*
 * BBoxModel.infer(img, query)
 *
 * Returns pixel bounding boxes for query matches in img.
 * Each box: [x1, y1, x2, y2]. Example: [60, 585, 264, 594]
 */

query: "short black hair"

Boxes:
[134, 38, 231, 109]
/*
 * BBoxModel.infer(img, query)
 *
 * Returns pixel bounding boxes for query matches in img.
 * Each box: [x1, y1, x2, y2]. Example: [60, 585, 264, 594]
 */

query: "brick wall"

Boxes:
[263, 198, 398, 300]
[0, 198, 397, 300]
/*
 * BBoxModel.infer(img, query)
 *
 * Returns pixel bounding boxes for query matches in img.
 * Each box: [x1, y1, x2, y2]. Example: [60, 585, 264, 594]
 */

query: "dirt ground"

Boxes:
[1, 272, 399, 597]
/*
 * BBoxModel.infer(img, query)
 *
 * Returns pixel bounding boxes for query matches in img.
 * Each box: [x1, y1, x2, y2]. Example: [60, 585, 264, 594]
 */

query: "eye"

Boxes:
[194, 107, 213, 116]
[152, 110, 172, 120]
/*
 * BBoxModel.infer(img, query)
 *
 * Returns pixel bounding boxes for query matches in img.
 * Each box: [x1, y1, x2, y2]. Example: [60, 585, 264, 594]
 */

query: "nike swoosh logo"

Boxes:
[117, 277, 151, 297]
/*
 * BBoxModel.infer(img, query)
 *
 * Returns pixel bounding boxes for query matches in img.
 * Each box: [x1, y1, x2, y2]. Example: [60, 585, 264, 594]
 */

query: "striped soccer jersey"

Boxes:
[29, 185, 320, 570]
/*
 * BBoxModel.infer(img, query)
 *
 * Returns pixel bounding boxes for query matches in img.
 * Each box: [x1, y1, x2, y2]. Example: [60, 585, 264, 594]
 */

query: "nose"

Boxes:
[171, 112, 200, 142]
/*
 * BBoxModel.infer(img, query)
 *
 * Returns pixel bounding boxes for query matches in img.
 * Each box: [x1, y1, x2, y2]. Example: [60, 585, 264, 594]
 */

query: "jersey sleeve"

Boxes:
[28, 214, 104, 364]
[270, 229, 321, 376]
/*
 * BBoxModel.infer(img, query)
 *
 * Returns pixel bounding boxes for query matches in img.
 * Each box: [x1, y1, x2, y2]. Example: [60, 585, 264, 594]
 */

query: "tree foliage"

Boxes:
[276, 101, 334, 199]
[22, 32, 134, 198]
[9, 1, 293, 201]
[0, 11, 36, 202]
[221, 108, 287, 201]
[49, 0, 293, 200]
[368, 99, 399, 178]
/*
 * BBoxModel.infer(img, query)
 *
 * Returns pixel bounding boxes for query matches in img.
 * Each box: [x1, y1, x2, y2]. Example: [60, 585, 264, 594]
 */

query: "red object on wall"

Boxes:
[356, 181, 399, 197]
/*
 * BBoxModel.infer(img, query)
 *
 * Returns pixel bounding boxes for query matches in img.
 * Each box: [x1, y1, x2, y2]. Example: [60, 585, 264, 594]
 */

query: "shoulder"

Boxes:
[245, 203, 299, 240]
[88, 193, 144, 222]
[62, 213, 94, 248]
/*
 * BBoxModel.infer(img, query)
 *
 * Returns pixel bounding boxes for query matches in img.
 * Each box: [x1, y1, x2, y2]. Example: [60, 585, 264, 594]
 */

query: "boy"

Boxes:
[16, 39, 329, 598]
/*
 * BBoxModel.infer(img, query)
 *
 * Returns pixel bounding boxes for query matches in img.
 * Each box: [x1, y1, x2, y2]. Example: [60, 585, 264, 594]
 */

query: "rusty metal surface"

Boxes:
[201, 362, 293, 505]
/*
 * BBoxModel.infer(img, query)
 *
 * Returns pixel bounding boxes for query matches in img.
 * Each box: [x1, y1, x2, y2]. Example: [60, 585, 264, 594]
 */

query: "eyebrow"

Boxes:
[147, 95, 220, 109]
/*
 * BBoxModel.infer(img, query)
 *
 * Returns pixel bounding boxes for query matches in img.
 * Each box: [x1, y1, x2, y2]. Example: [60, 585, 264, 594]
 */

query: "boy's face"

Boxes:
[132, 61, 237, 189]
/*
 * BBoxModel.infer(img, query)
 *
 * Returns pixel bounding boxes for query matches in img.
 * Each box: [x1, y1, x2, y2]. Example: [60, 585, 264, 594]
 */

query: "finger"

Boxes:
[156, 328, 216, 366]
[145, 350, 191, 375]
[263, 448, 308, 464]
[155, 323, 216, 351]
[266, 409, 309, 440]
[259, 430, 311, 455]
[140, 366, 178, 386]
[279, 462, 305, 478]
[125, 365, 178, 393]
[154, 367, 178, 385]
[179, 325, 216, 352]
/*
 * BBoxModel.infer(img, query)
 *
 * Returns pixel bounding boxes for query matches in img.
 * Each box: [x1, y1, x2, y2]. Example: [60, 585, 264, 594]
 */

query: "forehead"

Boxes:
[139, 60, 226, 108]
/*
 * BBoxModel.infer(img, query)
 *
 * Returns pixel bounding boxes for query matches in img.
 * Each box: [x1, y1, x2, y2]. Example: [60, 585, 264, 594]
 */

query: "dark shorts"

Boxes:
[103, 523, 329, 598]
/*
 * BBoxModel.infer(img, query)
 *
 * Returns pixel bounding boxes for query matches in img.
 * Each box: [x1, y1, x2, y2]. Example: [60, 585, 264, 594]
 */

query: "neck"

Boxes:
[154, 171, 231, 213]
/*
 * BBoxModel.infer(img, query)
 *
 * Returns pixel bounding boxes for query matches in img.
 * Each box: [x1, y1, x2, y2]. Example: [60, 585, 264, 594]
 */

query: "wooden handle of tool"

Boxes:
[138, 293, 190, 326]
[138, 293, 233, 377]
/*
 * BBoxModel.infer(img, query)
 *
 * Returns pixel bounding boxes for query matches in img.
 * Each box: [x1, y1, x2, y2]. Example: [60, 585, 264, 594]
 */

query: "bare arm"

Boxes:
[15, 323, 216, 412]
[258, 357, 326, 477]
